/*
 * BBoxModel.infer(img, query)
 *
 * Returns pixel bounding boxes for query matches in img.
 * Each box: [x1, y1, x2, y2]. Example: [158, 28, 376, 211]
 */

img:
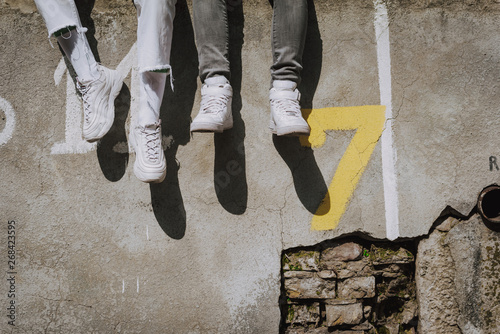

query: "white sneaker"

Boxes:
[131, 121, 166, 183]
[190, 76, 233, 133]
[77, 65, 124, 142]
[269, 80, 310, 136]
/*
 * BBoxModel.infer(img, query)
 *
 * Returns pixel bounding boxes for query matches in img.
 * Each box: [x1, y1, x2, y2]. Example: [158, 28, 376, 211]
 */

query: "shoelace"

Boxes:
[271, 98, 301, 117]
[201, 93, 230, 114]
[142, 127, 161, 163]
[77, 81, 94, 124]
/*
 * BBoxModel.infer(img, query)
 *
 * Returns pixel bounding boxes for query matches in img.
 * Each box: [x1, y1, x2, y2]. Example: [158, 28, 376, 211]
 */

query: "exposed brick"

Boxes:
[320, 257, 372, 278]
[370, 244, 414, 265]
[285, 327, 330, 334]
[283, 250, 320, 271]
[325, 302, 364, 326]
[285, 277, 336, 299]
[317, 270, 336, 279]
[284, 271, 316, 279]
[338, 276, 376, 299]
[322, 242, 363, 262]
[286, 303, 321, 325]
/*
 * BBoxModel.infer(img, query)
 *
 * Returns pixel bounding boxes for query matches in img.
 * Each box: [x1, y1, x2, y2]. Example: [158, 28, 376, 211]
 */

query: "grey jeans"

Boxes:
[192, 0, 308, 85]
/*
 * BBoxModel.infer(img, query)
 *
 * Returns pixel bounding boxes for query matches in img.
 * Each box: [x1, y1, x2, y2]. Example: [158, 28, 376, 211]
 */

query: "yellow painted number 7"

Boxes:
[300, 105, 386, 231]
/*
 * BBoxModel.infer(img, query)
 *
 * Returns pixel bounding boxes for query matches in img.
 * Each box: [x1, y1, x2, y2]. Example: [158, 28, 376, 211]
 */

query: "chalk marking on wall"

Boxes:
[54, 57, 66, 85]
[51, 44, 137, 154]
[51, 57, 96, 154]
[301, 106, 386, 231]
[127, 48, 139, 154]
[0, 97, 16, 147]
[374, 0, 400, 240]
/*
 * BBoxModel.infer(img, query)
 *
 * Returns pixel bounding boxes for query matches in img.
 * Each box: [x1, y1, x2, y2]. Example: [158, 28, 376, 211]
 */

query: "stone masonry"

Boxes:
[281, 240, 418, 333]
[416, 214, 500, 333]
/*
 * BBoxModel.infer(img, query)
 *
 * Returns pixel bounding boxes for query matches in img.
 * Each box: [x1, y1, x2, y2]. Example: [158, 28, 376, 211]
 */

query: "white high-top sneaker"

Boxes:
[269, 80, 310, 136]
[131, 121, 166, 183]
[77, 65, 124, 142]
[190, 76, 233, 133]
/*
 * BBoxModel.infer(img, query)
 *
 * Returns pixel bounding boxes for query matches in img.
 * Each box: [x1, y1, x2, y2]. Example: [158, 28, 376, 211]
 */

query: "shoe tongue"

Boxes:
[144, 123, 159, 131]
[77, 76, 98, 86]
[272, 80, 297, 90]
[205, 76, 229, 86]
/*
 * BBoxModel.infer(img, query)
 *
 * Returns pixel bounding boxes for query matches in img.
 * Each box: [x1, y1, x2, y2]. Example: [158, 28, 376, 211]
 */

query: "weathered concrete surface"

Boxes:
[0, 0, 499, 332]
[416, 215, 500, 333]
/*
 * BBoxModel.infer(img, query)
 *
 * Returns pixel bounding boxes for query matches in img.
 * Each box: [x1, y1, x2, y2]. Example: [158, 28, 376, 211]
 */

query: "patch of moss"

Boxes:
[376, 325, 390, 334]
[289, 264, 303, 271]
[287, 305, 295, 323]
[370, 244, 414, 263]
[307, 305, 317, 312]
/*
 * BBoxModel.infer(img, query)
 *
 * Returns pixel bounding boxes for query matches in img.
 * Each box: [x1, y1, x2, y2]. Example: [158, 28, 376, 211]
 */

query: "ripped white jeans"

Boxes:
[34, 0, 177, 75]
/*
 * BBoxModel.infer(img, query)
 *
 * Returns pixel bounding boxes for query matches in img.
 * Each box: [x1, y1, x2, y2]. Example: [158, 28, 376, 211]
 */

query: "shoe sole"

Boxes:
[85, 72, 124, 142]
[190, 120, 233, 133]
[134, 164, 166, 183]
[269, 120, 310, 136]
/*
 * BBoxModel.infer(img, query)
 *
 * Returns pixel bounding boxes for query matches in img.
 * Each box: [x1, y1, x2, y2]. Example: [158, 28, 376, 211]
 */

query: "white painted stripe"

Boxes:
[374, 0, 400, 240]
[137, 277, 139, 293]
[51, 70, 96, 154]
[0, 97, 16, 147]
[54, 57, 66, 86]
[122, 279, 125, 293]
[146, 225, 150, 241]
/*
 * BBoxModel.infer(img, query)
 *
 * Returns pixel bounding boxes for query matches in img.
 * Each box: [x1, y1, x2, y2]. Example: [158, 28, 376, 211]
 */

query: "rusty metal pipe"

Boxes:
[477, 185, 500, 224]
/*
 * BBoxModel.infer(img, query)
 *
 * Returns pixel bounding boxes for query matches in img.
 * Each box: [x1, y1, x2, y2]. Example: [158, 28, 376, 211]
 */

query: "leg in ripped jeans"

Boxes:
[130, 0, 177, 183]
[34, 0, 124, 142]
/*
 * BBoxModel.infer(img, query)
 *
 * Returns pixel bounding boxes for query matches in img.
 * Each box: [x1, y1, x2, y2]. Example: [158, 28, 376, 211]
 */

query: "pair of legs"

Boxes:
[35, 0, 177, 183]
[190, 0, 310, 136]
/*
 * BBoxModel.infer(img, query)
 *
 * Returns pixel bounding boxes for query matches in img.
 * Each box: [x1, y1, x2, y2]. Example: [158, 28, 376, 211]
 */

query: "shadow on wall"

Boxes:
[150, 0, 198, 240]
[273, 0, 329, 215]
[213, 1, 248, 215]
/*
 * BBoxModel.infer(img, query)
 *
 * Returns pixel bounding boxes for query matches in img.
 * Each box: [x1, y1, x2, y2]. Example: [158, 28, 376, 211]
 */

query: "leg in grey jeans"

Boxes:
[192, 0, 307, 85]
[271, 0, 308, 86]
[192, 0, 231, 83]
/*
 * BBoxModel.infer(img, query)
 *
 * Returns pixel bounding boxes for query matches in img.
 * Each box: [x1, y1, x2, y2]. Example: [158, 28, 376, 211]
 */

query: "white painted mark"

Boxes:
[136, 277, 139, 293]
[54, 57, 66, 85]
[146, 225, 150, 241]
[51, 70, 96, 154]
[374, 0, 400, 240]
[0, 97, 16, 147]
[122, 279, 125, 293]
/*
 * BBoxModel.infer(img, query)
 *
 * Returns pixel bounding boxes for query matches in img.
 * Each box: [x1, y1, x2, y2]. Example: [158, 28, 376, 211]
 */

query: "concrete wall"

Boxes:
[1, 0, 499, 332]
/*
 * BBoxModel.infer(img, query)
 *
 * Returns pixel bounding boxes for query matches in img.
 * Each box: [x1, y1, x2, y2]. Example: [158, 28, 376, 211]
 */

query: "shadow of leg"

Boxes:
[149, 0, 197, 238]
[97, 84, 130, 181]
[214, 2, 248, 215]
[298, 0, 322, 110]
[273, 136, 329, 214]
[150, 148, 186, 240]
[75, 0, 99, 62]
